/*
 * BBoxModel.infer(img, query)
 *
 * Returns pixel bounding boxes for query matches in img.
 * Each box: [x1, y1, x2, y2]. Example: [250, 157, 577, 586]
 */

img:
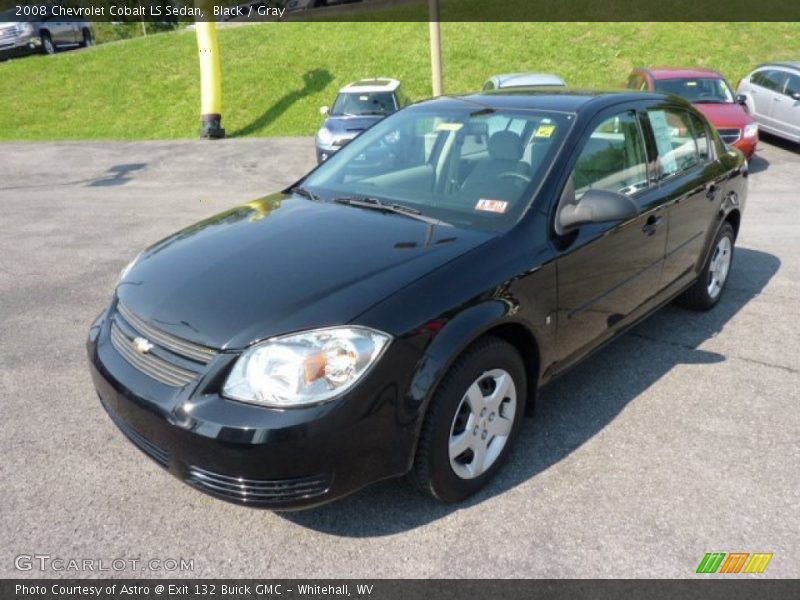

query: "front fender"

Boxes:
[397, 300, 542, 472]
[406, 300, 512, 409]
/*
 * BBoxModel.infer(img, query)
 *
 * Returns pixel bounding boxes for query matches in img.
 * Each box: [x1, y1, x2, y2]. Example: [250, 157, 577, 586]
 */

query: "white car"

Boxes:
[736, 62, 800, 143]
[483, 73, 567, 91]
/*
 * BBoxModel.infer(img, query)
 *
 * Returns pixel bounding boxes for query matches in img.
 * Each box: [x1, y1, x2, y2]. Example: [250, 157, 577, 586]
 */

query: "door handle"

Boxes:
[706, 184, 720, 201]
[642, 215, 663, 236]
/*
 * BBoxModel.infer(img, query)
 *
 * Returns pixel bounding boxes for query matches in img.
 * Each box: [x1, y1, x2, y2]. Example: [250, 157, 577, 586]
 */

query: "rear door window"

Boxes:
[647, 108, 701, 179]
[783, 73, 800, 97]
[570, 111, 649, 199]
[686, 112, 711, 161]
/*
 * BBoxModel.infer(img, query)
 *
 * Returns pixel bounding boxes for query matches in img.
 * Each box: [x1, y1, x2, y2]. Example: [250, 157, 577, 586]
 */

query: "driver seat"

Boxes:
[462, 131, 528, 189]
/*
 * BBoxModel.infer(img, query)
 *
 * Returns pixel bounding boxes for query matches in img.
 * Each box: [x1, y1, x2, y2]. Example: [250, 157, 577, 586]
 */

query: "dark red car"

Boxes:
[627, 68, 758, 159]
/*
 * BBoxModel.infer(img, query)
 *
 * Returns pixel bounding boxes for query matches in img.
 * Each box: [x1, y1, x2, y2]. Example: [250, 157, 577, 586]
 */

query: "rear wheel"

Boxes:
[79, 29, 93, 48]
[678, 222, 735, 311]
[411, 336, 526, 503]
[40, 32, 55, 55]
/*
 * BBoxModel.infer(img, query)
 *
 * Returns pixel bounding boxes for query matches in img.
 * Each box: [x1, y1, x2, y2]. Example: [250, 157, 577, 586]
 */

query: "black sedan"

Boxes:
[88, 90, 747, 509]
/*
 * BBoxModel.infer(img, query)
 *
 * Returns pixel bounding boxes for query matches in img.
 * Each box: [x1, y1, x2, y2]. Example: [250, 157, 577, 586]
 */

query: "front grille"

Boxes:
[102, 399, 170, 468]
[0, 26, 19, 43]
[718, 128, 742, 144]
[117, 303, 217, 363]
[110, 322, 198, 387]
[110, 303, 218, 388]
[187, 466, 332, 504]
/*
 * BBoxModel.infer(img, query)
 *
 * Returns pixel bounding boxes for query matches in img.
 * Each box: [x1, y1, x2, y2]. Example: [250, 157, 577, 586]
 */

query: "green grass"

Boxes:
[1, 21, 797, 141]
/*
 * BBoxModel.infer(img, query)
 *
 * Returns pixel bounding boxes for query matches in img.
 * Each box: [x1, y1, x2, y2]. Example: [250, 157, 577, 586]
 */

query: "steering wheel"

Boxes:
[497, 171, 531, 184]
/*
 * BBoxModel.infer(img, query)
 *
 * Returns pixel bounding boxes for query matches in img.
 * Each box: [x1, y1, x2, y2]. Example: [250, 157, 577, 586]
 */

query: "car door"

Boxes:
[772, 71, 800, 141]
[42, 16, 70, 46]
[552, 106, 668, 369]
[750, 69, 787, 127]
[645, 106, 727, 289]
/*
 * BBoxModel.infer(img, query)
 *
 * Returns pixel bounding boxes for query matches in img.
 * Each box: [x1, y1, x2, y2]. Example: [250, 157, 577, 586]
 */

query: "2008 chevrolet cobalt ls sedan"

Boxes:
[88, 90, 747, 509]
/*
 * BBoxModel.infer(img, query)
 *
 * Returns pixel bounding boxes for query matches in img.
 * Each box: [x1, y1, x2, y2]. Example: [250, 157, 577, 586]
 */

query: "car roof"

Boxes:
[443, 89, 672, 113]
[488, 73, 567, 88]
[637, 67, 724, 80]
[755, 61, 800, 71]
[339, 78, 401, 93]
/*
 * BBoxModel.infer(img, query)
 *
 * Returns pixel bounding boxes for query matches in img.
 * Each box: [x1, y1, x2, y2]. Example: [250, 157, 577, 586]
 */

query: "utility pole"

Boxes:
[428, 0, 443, 97]
[195, 2, 225, 138]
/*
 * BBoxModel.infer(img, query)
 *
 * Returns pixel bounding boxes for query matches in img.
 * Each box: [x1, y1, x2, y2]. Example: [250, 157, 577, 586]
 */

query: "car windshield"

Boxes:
[331, 92, 397, 116]
[654, 77, 734, 103]
[302, 102, 573, 231]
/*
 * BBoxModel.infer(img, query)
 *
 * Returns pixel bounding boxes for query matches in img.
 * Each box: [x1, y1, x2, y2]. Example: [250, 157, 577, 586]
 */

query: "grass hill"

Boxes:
[1, 21, 797, 140]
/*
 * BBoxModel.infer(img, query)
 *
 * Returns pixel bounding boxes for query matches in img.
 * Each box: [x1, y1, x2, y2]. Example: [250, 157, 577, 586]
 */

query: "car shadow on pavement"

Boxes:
[230, 69, 334, 137]
[748, 154, 770, 174]
[759, 132, 800, 154]
[281, 247, 780, 537]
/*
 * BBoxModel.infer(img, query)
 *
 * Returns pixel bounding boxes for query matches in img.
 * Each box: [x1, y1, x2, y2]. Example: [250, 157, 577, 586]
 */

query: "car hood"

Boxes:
[117, 193, 494, 350]
[322, 115, 384, 137]
[694, 102, 755, 128]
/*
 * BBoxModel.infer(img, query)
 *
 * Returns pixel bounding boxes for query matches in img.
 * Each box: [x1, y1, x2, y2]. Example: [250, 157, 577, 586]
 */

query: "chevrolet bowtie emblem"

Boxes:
[132, 337, 154, 354]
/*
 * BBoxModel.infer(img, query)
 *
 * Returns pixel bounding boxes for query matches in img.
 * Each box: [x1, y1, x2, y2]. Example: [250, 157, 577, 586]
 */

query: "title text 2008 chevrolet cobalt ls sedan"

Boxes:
[88, 90, 747, 509]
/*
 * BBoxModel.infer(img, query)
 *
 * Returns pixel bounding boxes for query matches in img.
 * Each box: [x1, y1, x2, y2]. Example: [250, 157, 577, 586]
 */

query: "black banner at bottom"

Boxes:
[2, 579, 799, 600]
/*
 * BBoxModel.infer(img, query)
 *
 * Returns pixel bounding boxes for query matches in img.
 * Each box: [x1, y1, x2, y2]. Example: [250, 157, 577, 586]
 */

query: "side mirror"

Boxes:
[791, 92, 800, 101]
[558, 188, 639, 232]
[320, 106, 329, 116]
[734, 94, 748, 106]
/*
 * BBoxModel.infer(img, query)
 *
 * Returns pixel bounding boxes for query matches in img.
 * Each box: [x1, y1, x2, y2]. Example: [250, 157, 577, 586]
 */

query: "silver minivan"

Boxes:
[736, 62, 800, 144]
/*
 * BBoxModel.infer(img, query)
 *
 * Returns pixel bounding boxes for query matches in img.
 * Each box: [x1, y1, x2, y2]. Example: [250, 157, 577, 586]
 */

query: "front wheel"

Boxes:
[678, 222, 735, 311]
[40, 33, 55, 55]
[411, 336, 526, 503]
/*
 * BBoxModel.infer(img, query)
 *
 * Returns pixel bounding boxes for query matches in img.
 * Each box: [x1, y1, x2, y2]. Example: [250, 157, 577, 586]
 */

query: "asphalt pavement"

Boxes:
[0, 135, 797, 578]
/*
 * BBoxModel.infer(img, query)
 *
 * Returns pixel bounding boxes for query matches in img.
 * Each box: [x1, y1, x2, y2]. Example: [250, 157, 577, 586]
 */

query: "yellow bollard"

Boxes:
[195, 16, 225, 138]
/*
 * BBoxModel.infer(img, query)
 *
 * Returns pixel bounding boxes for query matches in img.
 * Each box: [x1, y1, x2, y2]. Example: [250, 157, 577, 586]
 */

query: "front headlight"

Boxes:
[743, 122, 759, 139]
[223, 326, 392, 408]
[317, 127, 335, 146]
[17, 23, 34, 35]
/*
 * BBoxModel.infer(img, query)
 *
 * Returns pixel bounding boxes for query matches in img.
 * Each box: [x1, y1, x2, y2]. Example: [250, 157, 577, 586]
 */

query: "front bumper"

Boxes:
[0, 36, 40, 59]
[87, 308, 418, 509]
[733, 136, 758, 159]
[315, 139, 354, 164]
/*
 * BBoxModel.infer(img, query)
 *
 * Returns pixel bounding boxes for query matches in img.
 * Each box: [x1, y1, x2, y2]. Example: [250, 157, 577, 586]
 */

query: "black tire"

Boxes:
[40, 32, 55, 55]
[411, 336, 527, 503]
[79, 29, 93, 48]
[677, 222, 735, 311]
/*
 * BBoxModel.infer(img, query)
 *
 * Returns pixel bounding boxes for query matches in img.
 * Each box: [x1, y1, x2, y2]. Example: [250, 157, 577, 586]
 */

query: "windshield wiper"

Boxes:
[334, 196, 451, 227]
[290, 185, 321, 202]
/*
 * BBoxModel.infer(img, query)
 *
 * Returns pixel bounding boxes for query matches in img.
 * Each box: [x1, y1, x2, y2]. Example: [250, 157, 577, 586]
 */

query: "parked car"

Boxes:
[315, 78, 410, 163]
[88, 90, 746, 509]
[0, 15, 93, 60]
[736, 62, 800, 144]
[627, 68, 758, 158]
[483, 73, 567, 90]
